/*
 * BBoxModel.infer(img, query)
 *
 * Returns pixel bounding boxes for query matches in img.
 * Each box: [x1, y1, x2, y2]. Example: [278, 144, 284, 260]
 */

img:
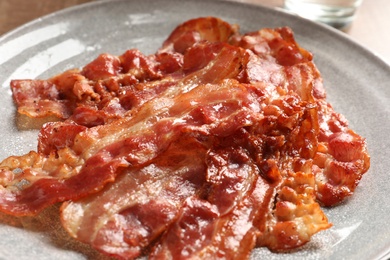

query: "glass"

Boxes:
[284, 0, 363, 29]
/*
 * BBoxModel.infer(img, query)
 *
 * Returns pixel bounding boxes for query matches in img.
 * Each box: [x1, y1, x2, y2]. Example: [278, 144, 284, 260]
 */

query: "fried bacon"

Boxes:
[0, 17, 369, 259]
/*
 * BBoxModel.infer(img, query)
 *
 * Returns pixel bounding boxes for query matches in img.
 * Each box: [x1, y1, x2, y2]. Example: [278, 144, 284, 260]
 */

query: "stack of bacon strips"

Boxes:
[0, 17, 370, 259]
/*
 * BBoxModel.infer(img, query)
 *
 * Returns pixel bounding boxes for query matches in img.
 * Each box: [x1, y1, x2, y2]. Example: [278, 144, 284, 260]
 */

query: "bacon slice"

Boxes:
[0, 17, 369, 259]
[149, 139, 274, 259]
[0, 41, 249, 216]
[58, 78, 265, 259]
[64, 57, 327, 258]
[59, 77, 322, 258]
[61, 137, 208, 259]
[231, 27, 370, 206]
[0, 78, 252, 216]
[11, 50, 183, 126]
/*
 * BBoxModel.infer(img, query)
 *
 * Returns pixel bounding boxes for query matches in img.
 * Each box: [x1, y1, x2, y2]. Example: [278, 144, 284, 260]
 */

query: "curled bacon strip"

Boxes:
[0, 17, 369, 259]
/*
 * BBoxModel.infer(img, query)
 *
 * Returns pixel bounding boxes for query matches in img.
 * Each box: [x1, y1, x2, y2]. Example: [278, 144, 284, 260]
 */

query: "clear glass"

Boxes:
[284, 0, 363, 29]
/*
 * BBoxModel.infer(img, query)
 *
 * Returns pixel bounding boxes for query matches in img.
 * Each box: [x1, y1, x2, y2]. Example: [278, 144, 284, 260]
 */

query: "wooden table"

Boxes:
[1, 0, 389, 64]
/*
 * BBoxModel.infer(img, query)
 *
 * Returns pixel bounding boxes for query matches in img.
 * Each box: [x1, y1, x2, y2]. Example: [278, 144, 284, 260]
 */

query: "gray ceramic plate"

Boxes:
[0, 0, 389, 259]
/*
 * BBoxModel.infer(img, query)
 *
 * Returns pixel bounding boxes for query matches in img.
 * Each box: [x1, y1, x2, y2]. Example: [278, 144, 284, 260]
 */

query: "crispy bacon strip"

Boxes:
[232, 27, 370, 206]
[58, 78, 266, 259]
[59, 78, 320, 258]
[149, 140, 273, 259]
[61, 137, 208, 259]
[0, 77, 256, 216]
[1, 41, 251, 216]
[0, 17, 370, 260]
[62, 60, 327, 258]
[11, 50, 183, 126]
[11, 16, 237, 126]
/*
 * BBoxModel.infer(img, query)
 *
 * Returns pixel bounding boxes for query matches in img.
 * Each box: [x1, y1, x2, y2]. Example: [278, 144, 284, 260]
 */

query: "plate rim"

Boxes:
[0, 0, 389, 259]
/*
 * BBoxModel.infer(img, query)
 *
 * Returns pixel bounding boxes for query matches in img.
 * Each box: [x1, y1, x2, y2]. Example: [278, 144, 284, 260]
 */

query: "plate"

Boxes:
[0, 0, 389, 259]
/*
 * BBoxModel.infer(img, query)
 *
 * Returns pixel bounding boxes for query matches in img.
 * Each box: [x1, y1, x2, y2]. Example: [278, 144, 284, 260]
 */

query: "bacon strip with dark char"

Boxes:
[0, 17, 370, 260]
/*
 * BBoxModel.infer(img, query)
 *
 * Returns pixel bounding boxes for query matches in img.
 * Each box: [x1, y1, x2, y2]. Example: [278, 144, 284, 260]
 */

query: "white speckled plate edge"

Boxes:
[0, 0, 389, 259]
